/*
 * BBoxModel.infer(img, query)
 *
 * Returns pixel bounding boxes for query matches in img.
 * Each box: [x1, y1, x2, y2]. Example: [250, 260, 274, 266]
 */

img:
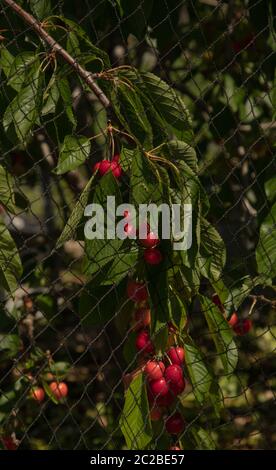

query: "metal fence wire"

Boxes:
[0, 0, 275, 451]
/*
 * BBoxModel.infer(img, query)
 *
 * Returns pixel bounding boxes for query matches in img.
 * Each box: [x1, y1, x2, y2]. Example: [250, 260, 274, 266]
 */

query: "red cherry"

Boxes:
[233, 319, 252, 336]
[137, 222, 150, 238]
[144, 248, 163, 265]
[145, 360, 165, 381]
[98, 160, 111, 176]
[165, 413, 185, 435]
[164, 364, 183, 384]
[169, 446, 181, 450]
[149, 378, 169, 397]
[31, 387, 45, 402]
[167, 347, 185, 365]
[150, 405, 164, 421]
[111, 160, 122, 178]
[93, 162, 101, 172]
[49, 382, 68, 400]
[1, 436, 18, 450]
[169, 378, 185, 396]
[135, 330, 155, 354]
[134, 307, 151, 330]
[228, 312, 239, 327]
[140, 232, 160, 249]
[124, 223, 136, 237]
[127, 280, 148, 302]
[156, 390, 175, 407]
[112, 154, 120, 162]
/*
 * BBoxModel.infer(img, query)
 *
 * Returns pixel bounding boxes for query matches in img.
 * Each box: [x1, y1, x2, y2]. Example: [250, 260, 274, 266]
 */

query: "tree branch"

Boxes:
[3, 0, 111, 109]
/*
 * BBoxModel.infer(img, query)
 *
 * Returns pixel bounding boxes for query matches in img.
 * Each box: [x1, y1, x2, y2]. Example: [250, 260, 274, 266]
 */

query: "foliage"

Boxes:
[0, 0, 275, 451]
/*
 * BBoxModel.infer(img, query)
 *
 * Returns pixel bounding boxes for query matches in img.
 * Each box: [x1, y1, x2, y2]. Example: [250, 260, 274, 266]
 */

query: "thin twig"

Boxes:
[248, 297, 257, 316]
[3, 0, 110, 108]
[249, 294, 276, 309]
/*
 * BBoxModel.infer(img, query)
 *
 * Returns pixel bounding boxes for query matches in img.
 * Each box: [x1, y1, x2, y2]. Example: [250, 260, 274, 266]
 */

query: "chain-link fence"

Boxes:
[0, 0, 275, 451]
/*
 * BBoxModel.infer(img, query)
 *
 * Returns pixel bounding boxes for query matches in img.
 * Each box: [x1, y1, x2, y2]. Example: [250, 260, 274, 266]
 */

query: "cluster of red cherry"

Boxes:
[31, 381, 68, 403]
[124, 217, 163, 265]
[1, 382, 69, 448]
[127, 280, 185, 448]
[94, 153, 163, 266]
[94, 153, 122, 179]
[139, 224, 163, 266]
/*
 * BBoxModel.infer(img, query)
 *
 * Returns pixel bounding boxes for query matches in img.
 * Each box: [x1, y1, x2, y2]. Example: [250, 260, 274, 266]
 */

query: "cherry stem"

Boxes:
[111, 126, 138, 144]
[248, 297, 257, 317]
[145, 152, 180, 174]
[88, 130, 107, 142]
[148, 142, 166, 154]
[164, 352, 172, 365]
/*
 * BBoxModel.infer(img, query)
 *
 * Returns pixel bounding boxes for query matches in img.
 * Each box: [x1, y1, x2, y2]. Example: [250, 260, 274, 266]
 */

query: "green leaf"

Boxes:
[164, 140, 198, 174]
[170, 175, 201, 268]
[49, 361, 70, 380]
[8, 52, 38, 92]
[0, 220, 23, 293]
[140, 72, 193, 142]
[0, 47, 14, 78]
[199, 217, 226, 282]
[200, 296, 238, 374]
[211, 278, 229, 306]
[113, 0, 123, 16]
[30, 0, 52, 19]
[0, 165, 15, 212]
[85, 246, 138, 285]
[66, 31, 81, 58]
[183, 339, 212, 404]
[119, 70, 170, 146]
[42, 380, 59, 405]
[169, 290, 187, 331]
[130, 149, 163, 205]
[58, 78, 77, 128]
[256, 202, 276, 279]
[148, 252, 170, 343]
[100, 248, 138, 285]
[3, 68, 41, 141]
[190, 426, 216, 450]
[115, 83, 152, 147]
[208, 380, 223, 419]
[84, 172, 123, 276]
[84, 238, 125, 277]
[265, 177, 276, 203]
[225, 275, 272, 315]
[120, 146, 134, 172]
[0, 334, 21, 358]
[56, 135, 91, 174]
[120, 373, 152, 450]
[42, 78, 60, 116]
[79, 281, 126, 326]
[140, 93, 169, 147]
[56, 174, 96, 248]
[57, 18, 110, 67]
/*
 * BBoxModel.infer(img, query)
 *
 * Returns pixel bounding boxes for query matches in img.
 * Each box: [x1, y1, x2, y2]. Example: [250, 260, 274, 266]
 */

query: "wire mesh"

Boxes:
[0, 0, 275, 451]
